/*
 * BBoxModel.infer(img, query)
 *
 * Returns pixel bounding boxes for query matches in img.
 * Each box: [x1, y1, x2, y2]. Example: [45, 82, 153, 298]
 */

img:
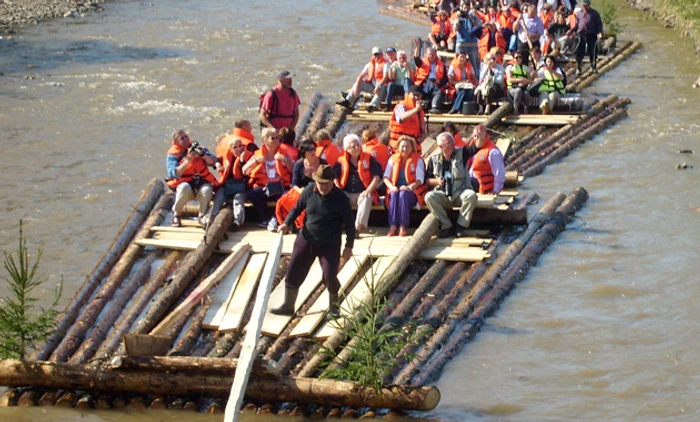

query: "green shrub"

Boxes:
[600, 0, 626, 37]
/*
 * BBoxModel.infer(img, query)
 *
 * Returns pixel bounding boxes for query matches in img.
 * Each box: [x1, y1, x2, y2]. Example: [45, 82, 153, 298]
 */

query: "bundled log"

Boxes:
[323, 104, 351, 138]
[32, 179, 165, 361]
[303, 101, 331, 141]
[38, 391, 57, 406]
[168, 298, 210, 356]
[569, 42, 642, 92]
[565, 41, 632, 84]
[109, 355, 279, 376]
[295, 91, 323, 138]
[49, 191, 174, 363]
[98, 250, 182, 359]
[69, 255, 155, 364]
[0, 360, 440, 411]
[484, 102, 514, 128]
[412, 188, 589, 385]
[379, 6, 431, 27]
[297, 215, 439, 378]
[129, 208, 233, 335]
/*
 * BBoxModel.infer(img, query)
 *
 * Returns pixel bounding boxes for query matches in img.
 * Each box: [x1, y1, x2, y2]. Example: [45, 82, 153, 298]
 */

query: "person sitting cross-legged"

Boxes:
[424, 131, 482, 238]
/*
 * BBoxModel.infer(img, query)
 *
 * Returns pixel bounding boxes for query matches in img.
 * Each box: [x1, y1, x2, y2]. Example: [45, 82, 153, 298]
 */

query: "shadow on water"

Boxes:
[0, 38, 183, 74]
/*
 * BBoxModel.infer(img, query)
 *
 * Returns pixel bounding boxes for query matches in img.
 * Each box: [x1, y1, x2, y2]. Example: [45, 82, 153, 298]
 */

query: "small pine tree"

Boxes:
[0, 220, 62, 360]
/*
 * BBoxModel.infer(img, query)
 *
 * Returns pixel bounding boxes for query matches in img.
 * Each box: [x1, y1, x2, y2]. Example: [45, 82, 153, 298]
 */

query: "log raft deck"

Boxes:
[0, 10, 639, 418]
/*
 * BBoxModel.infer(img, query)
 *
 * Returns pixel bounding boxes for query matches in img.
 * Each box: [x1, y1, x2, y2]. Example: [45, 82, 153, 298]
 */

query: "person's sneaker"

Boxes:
[366, 105, 376, 113]
[455, 225, 470, 238]
[540, 100, 550, 115]
[428, 108, 441, 114]
[447, 109, 459, 114]
[267, 218, 279, 232]
[438, 227, 453, 238]
[576, 66, 582, 76]
[336, 99, 351, 108]
[340, 91, 348, 99]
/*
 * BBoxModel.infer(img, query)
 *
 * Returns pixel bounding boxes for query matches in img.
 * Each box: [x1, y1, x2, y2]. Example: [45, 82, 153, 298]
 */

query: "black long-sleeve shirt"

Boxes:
[285, 184, 356, 249]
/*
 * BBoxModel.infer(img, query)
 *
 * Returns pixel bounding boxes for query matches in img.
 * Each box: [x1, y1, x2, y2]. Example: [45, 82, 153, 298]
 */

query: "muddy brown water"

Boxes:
[1, 0, 698, 420]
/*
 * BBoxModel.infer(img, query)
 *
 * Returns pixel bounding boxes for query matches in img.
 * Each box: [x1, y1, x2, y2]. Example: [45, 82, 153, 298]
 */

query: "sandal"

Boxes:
[171, 214, 181, 227]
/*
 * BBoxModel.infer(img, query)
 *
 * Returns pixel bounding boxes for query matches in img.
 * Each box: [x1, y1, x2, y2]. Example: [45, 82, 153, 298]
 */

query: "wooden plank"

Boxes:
[259, 261, 325, 337]
[217, 253, 268, 333]
[289, 256, 368, 338]
[149, 246, 251, 336]
[314, 257, 394, 340]
[347, 113, 579, 126]
[496, 138, 511, 156]
[224, 233, 282, 422]
[136, 238, 199, 250]
[201, 253, 250, 330]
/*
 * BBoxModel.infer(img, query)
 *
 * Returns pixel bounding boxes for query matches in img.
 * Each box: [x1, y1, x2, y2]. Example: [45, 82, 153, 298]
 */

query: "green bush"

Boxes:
[0, 221, 62, 360]
[600, 0, 626, 37]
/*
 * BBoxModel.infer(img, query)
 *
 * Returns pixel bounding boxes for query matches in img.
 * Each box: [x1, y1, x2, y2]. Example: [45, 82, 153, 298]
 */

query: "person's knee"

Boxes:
[461, 189, 477, 204]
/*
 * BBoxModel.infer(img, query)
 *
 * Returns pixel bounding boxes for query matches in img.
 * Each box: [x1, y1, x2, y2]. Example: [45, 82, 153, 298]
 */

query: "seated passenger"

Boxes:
[243, 127, 295, 231]
[337, 47, 388, 111]
[333, 134, 383, 233]
[216, 119, 258, 158]
[506, 52, 534, 114]
[447, 52, 479, 115]
[361, 128, 391, 172]
[536, 55, 566, 114]
[279, 127, 299, 161]
[498, 6, 518, 52]
[539, 3, 554, 29]
[474, 52, 505, 115]
[314, 129, 344, 166]
[383, 136, 427, 237]
[389, 85, 427, 152]
[210, 136, 253, 231]
[165, 130, 217, 227]
[385, 50, 416, 111]
[429, 10, 453, 51]
[442, 122, 467, 147]
[477, 22, 507, 64]
[424, 131, 482, 238]
[468, 124, 506, 194]
[412, 41, 449, 114]
[275, 140, 326, 231]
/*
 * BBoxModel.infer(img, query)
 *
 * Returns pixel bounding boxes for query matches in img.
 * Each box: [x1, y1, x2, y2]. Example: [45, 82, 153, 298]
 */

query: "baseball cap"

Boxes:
[371, 46, 382, 55]
[386, 47, 397, 53]
[277, 70, 293, 79]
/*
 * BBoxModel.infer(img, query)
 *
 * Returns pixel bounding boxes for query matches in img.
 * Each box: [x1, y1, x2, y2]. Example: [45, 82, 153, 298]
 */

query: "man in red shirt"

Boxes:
[259, 70, 301, 130]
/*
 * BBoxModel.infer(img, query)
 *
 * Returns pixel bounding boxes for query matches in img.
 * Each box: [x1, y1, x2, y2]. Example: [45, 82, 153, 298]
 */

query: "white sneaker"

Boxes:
[267, 218, 279, 232]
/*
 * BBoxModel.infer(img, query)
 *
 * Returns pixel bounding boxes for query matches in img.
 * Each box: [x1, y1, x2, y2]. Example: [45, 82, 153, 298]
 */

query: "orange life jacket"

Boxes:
[248, 144, 293, 189]
[387, 152, 428, 207]
[166, 144, 217, 189]
[336, 151, 380, 205]
[365, 55, 387, 84]
[454, 132, 467, 147]
[539, 10, 554, 29]
[471, 138, 497, 194]
[414, 57, 447, 88]
[567, 13, 576, 29]
[217, 149, 252, 186]
[478, 28, 506, 62]
[498, 13, 517, 30]
[448, 58, 478, 98]
[431, 17, 452, 39]
[362, 138, 392, 171]
[315, 140, 344, 167]
[216, 128, 256, 158]
[389, 96, 425, 149]
[542, 36, 553, 56]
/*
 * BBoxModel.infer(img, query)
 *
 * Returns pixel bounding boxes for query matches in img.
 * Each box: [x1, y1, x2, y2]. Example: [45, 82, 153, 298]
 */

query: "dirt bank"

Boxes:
[0, 0, 106, 34]
[627, 0, 700, 54]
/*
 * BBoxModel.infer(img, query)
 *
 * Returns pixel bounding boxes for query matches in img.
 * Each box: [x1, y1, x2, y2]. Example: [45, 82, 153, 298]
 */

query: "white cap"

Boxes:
[371, 46, 381, 55]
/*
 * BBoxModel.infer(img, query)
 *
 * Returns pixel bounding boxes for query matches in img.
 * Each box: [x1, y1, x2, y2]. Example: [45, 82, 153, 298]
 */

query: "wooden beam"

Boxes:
[217, 253, 268, 333]
[110, 355, 280, 376]
[347, 112, 580, 125]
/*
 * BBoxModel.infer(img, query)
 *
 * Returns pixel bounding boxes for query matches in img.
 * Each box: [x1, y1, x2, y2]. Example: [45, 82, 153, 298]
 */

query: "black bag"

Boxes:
[528, 81, 543, 97]
[263, 180, 285, 197]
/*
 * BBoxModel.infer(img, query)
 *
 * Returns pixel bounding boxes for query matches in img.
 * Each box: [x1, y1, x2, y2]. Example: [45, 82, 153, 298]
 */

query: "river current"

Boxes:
[0, 0, 698, 420]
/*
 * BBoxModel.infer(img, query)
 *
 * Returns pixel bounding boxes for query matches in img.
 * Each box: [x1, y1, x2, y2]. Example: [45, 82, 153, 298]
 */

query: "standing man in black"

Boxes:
[272, 165, 355, 318]
[573, 0, 603, 75]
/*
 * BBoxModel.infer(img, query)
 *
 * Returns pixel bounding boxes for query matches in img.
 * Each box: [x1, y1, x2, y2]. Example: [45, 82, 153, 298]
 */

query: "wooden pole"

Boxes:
[297, 214, 439, 378]
[0, 360, 440, 411]
[69, 255, 155, 364]
[32, 179, 165, 361]
[96, 250, 181, 359]
[49, 191, 173, 363]
[569, 42, 641, 92]
[224, 232, 283, 422]
[129, 208, 233, 336]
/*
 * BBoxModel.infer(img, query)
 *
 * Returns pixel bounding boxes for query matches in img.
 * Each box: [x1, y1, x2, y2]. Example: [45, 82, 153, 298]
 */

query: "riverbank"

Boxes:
[627, 0, 700, 54]
[0, 0, 105, 34]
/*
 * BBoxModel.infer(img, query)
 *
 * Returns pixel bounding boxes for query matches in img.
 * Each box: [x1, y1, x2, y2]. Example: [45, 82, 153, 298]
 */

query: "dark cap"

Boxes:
[312, 164, 336, 183]
[386, 47, 397, 53]
[582, 0, 591, 4]
[409, 85, 425, 97]
[277, 70, 293, 79]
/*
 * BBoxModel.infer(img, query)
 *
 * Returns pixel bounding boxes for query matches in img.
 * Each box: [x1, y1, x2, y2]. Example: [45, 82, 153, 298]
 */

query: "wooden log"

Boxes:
[76, 393, 93, 409]
[504, 170, 519, 188]
[110, 355, 279, 376]
[55, 391, 77, 408]
[95, 394, 112, 409]
[17, 389, 37, 407]
[379, 6, 431, 27]
[323, 103, 351, 138]
[98, 250, 182, 359]
[295, 91, 323, 139]
[168, 297, 210, 357]
[70, 255, 155, 365]
[0, 389, 17, 407]
[486, 102, 512, 128]
[50, 191, 173, 363]
[0, 360, 440, 411]
[32, 179, 166, 361]
[303, 101, 331, 141]
[150, 246, 251, 335]
[150, 396, 168, 409]
[569, 42, 641, 92]
[38, 390, 57, 406]
[297, 214, 439, 378]
[130, 208, 233, 336]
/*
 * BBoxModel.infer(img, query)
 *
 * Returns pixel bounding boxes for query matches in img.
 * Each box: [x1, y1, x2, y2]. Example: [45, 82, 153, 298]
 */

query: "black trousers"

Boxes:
[576, 33, 598, 68]
[284, 232, 341, 294]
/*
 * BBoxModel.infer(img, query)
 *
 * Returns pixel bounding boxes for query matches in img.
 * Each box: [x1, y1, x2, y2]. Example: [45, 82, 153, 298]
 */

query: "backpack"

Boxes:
[259, 87, 297, 127]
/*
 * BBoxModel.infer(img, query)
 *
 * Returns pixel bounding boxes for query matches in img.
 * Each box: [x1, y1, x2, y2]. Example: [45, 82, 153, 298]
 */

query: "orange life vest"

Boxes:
[315, 140, 344, 167]
[431, 17, 452, 39]
[362, 138, 392, 171]
[248, 144, 293, 189]
[567, 13, 576, 29]
[540, 10, 554, 29]
[216, 128, 256, 158]
[448, 58, 478, 98]
[454, 132, 467, 147]
[365, 55, 387, 84]
[336, 151, 380, 205]
[166, 144, 217, 189]
[217, 149, 252, 186]
[389, 96, 425, 148]
[478, 28, 506, 62]
[415, 57, 447, 88]
[387, 152, 428, 207]
[498, 13, 517, 30]
[542, 36, 553, 56]
[471, 138, 497, 194]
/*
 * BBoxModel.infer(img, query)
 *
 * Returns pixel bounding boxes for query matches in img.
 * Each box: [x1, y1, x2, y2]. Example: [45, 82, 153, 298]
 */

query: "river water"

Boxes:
[0, 0, 698, 420]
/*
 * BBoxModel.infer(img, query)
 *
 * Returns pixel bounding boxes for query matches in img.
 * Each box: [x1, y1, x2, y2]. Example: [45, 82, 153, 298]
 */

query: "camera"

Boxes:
[188, 141, 205, 156]
[457, 10, 465, 18]
[442, 173, 453, 195]
[419, 100, 430, 110]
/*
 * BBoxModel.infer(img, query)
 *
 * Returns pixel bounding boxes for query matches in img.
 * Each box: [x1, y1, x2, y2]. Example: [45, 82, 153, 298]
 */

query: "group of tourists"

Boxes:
[338, 0, 603, 116]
